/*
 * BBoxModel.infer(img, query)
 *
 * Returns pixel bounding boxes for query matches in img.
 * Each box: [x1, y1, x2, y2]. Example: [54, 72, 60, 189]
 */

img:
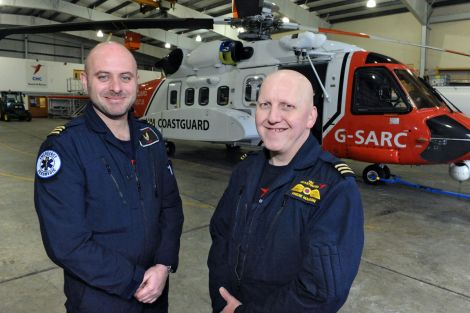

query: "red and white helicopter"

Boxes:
[2, 0, 470, 184]
[133, 2, 470, 184]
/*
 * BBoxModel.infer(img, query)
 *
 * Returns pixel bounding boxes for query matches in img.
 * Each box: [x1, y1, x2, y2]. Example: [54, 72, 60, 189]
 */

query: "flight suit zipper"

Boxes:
[101, 157, 127, 205]
[231, 187, 244, 239]
[132, 160, 149, 256]
[150, 150, 159, 198]
[235, 197, 264, 281]
[264, 197, 288, 240]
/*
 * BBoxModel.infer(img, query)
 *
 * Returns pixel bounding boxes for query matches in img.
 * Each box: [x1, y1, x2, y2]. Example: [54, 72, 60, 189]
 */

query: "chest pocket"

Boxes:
[84, 156, 132, 233]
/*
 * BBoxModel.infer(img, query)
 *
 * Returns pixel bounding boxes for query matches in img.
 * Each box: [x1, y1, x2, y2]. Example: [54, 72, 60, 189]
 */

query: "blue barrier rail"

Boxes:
[379, 176, 470, 200]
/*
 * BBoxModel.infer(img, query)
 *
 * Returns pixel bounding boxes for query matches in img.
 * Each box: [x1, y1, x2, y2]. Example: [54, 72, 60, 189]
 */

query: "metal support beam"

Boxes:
[273, 0, 330, 28]
[24, 34, 28, 59]
[420, 25, 426, 77]
[399, 0, 429, 25]
[430, 12, 470, 24]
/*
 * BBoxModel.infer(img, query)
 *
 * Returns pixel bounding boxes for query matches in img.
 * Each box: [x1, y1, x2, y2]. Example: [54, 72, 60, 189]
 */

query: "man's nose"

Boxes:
[267, 105, 282, 123]
[109, 77, 122, 92]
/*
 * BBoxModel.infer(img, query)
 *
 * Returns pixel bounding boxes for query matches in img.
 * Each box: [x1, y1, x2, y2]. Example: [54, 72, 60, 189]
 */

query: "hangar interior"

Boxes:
[0, 1, 470, 312]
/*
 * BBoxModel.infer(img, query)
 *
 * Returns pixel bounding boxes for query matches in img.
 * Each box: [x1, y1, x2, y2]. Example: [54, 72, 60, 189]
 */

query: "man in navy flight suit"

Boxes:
[34, 42, 183, 313]
[208, 70, 364, 313]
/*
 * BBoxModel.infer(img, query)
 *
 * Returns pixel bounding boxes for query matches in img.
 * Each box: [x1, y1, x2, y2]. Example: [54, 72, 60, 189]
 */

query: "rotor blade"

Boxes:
[289, 24, 470, 58]
[315, 27, 470, 58]
[0, 18, 214, 40]
[233, 0, 263, 18]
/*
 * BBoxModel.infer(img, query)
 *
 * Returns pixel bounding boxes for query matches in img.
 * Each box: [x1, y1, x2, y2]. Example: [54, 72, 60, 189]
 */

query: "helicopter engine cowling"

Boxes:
[280, 32, 327, 51]
[449, 160, 470, 182]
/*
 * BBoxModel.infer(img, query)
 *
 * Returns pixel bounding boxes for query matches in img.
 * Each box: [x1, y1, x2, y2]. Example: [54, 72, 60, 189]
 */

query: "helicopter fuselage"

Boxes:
[138, 32, 470, 181]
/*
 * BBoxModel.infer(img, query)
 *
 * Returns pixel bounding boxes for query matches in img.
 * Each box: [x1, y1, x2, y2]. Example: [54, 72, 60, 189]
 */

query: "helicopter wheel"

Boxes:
[362, 164, 389, 185]
[165, 141, 175, 156]
[382, 164, 391, 179]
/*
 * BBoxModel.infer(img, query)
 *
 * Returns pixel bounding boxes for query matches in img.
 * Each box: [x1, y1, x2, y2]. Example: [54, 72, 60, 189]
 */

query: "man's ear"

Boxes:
[307, 106, 318, 129]
[80, 72, 88, 91]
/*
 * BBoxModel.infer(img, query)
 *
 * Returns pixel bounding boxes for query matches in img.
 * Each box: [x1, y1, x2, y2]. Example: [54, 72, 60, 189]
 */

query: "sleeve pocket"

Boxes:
[311, 244, 341, 302]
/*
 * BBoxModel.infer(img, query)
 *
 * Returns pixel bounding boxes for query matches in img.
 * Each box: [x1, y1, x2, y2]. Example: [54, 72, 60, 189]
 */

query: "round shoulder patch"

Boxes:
[36, 150, 62, 178]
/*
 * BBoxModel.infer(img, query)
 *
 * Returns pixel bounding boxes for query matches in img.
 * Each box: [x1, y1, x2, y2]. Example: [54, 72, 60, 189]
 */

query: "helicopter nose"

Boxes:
[421, 115, 470, 163]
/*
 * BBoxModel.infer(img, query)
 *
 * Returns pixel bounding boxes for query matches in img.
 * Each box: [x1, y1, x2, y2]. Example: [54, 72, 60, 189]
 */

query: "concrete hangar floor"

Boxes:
[0, 117, 469, 313]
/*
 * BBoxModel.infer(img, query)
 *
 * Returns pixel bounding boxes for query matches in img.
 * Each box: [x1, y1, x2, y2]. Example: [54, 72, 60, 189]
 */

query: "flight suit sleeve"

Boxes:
[34, 139, 145, 299]
[153, 146, 184, 270]
[238, 178, 364, 313]
[208, 171, 241, 313]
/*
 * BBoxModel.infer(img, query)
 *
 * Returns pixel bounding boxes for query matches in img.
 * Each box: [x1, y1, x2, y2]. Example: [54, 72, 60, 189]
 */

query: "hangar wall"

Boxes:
[0, 56, 160, 95]
[0, 32, 161, 71]
[331, 13, 421, 71]
[331, 7, 470, 75]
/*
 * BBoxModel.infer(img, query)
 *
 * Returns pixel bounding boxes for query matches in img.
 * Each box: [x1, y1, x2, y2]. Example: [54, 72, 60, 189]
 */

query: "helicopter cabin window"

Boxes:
[352, 67, 410, 114]
[394, 69, 444, 109]
[199, 87, 209, 106]
[185, 88, 195, 106]
[244, 76, 264, 103]
[217, 86, 230, 106]
[170, 90, 178, 105]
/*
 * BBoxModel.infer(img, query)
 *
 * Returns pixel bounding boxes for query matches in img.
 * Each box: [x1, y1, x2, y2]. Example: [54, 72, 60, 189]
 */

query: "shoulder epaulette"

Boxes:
[334, 162, 355, 178]
[48, 125, 66, 137]
[240, 151, 257, 161]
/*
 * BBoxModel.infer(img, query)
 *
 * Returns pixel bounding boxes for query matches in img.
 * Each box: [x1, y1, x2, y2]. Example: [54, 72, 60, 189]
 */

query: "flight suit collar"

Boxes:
[289, 134, 322, 170]
[84, 103, 139, 155]
[242, 134, 322, 201]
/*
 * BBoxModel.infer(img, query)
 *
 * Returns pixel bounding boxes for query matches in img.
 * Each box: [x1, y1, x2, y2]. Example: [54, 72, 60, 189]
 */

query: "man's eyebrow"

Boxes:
[94, 71, 135, 76]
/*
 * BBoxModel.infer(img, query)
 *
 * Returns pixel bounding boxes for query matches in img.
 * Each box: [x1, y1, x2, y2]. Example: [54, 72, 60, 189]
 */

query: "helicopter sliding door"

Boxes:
[345, 66, 413, 163]
[167, 81, 181, 110]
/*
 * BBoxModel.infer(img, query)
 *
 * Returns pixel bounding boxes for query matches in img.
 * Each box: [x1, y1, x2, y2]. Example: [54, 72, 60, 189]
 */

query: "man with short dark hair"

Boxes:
[35, 41, 183, 313]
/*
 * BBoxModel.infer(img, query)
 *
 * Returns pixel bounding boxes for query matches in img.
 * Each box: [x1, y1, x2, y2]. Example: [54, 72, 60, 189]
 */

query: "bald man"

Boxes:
[34, 42, 183, 313]
[208, 70, 364, 313]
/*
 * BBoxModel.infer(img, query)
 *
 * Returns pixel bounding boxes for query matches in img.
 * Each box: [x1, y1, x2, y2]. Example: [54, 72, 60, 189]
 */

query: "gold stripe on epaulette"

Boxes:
[335, 164, 352, 171]
[334, 163, 355, 176]
[48, 125, 66, 136]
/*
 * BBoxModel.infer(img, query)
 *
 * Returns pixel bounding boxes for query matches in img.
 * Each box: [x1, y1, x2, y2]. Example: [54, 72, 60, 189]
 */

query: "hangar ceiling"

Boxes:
[0, 0, 468, 65]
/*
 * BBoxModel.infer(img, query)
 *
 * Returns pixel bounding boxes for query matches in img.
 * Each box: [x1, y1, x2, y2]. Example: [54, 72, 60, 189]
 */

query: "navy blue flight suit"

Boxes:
[34, 105, 183, 313]
[208, 135, 364, 313]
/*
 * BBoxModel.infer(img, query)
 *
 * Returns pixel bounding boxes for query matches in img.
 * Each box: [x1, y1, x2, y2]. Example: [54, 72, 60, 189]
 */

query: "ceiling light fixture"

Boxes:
[366, 0, 376, 8]
[195, 35, 202, 42]
[96, 30, 104, 38]
[165, 42, 171, 49]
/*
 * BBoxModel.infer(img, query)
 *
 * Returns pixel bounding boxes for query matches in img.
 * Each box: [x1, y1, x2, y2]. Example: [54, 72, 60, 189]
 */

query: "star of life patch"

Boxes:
[36, 150, 61, 178]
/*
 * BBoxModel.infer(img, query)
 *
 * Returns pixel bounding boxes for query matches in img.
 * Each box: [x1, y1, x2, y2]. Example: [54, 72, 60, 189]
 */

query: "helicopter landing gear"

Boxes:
[362, 164, 391, 185]
[165, 141, 175, 156]
[225, 144, 240, 153]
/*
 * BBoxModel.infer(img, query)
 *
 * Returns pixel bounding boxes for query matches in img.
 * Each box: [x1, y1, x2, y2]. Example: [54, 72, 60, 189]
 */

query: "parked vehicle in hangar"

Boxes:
[0, 91, 32, 122]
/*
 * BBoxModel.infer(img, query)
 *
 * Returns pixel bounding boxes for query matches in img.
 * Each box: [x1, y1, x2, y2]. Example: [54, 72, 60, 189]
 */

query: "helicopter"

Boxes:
[1, 0, 470, 184]
[133, 2, 470, 184]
